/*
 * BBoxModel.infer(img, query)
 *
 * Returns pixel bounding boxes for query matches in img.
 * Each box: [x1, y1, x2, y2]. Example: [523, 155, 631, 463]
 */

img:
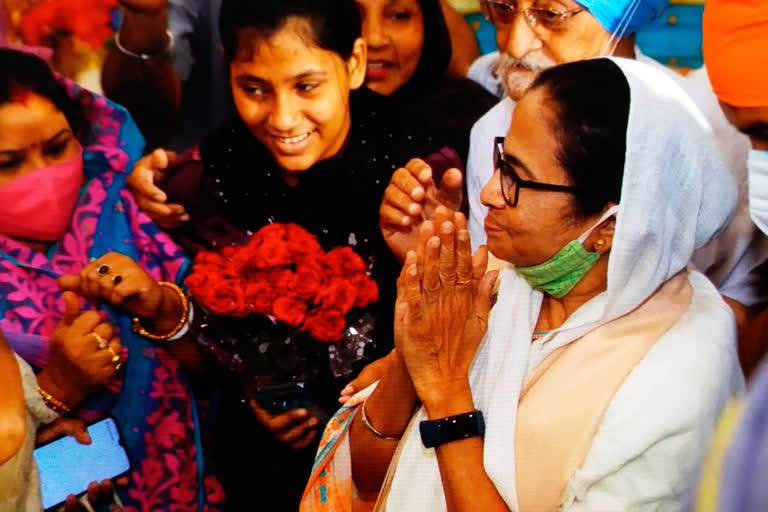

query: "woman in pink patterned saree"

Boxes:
[0, 48, 223, 511]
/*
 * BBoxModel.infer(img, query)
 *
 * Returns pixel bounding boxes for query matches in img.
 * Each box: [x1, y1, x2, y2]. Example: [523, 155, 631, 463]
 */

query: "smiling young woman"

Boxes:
[124, 0, 474, 508]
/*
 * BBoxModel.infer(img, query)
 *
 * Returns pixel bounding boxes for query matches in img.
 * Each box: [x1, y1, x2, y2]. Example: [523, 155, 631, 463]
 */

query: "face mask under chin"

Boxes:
[514, 205, 619, 298]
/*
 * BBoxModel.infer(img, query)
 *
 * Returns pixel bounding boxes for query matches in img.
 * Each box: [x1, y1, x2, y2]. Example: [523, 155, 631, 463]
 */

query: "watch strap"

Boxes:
[419, 410, 485, 449]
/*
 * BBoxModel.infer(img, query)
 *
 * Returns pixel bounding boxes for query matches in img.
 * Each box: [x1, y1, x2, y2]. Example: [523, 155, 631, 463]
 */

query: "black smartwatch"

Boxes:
[419, 410, 485, 449]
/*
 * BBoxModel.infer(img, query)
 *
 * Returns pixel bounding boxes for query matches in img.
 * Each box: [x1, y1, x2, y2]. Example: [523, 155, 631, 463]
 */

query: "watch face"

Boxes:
[419, 411, 485, 449]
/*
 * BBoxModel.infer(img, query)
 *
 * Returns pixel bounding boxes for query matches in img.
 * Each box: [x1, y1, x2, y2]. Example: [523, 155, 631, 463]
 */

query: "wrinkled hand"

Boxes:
[394, 207, 498, 402]
[249, 401, 320, 451]
[58, 252, 166, 321]
[127, 149, 188, 230]
[37, 292, 123, 407]
[380, 158, 463, 264]
[338, 350, 396, 404]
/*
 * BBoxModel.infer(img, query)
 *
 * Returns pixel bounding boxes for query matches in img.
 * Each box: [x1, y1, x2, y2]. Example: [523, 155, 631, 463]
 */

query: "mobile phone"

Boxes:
[34, 417, 131, 510]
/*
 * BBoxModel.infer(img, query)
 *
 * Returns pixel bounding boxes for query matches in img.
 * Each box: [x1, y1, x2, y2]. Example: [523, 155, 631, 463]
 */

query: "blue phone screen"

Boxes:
[34, 418, 131, 510]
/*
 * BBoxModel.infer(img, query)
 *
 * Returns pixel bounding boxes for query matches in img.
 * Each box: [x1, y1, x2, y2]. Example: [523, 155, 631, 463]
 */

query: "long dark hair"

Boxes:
[0, 48, 88, 140]
[220, 0, 362, 62]
[530, 58, 631, 218]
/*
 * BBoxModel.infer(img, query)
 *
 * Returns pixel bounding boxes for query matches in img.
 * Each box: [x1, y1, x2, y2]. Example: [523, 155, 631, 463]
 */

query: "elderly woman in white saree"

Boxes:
[300, 57, 745, 512]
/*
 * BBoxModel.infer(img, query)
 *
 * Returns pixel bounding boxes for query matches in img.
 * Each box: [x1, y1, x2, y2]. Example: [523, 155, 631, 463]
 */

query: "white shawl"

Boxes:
[383, 58, 742, 511]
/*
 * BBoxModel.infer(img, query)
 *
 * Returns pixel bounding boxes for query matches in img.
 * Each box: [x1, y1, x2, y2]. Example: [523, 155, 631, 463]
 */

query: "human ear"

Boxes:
[591, 204, 617, 254]
[347, 38, 367, 90]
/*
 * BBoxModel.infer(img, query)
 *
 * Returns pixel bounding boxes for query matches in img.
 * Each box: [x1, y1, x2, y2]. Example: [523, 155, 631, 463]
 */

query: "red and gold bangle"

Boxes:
[132, 281, 190, 341]
[37, 386, 71, 415]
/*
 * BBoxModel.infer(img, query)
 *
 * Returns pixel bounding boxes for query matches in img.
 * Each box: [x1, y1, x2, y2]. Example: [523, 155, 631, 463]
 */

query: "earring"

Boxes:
[595, 239, 607, 251]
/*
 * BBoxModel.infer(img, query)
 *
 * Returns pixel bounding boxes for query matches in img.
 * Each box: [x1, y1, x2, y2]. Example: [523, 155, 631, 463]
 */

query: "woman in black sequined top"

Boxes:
[124, 0, 492, 509]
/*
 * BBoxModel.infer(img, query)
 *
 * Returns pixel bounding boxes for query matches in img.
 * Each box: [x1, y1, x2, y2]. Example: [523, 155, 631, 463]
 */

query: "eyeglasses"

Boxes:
[494, 137, 577, 207]
[481, 0, 584, 33]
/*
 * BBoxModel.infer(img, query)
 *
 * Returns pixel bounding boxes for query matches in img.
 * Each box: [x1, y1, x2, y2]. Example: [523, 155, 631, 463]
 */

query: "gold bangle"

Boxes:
[360, 398, 402, 440]
[132, 281, 190, 341]
[37, 386, 71, 415]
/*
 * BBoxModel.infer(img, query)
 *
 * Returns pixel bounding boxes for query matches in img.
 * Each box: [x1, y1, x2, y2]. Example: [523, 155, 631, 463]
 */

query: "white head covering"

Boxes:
[384, 57, 737, 510]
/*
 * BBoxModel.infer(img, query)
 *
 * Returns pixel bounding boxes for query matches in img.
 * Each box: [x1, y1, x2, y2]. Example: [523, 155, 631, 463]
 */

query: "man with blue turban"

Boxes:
[468, 0, 667, 97]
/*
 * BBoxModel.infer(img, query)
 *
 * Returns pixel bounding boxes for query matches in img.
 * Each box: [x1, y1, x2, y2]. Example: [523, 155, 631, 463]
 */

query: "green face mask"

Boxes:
[515, 206, 619, 299]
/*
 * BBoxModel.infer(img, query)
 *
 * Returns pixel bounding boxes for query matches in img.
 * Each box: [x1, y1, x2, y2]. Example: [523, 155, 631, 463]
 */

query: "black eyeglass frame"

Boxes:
[480, 0, 584, 32]
[494, 136, 578, 207]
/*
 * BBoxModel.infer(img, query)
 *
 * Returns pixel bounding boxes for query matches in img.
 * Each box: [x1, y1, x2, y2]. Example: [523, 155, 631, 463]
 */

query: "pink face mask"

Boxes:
[0, 148, 84, 242]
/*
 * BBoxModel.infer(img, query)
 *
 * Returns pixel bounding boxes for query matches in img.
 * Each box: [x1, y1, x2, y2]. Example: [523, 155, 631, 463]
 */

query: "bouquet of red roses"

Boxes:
[184, 223, 379, 405]
[186, 223, 378, 341]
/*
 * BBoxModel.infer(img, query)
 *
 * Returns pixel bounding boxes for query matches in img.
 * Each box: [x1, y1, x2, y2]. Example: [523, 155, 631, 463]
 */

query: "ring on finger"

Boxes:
[106, 346, 121, 365]
[96, 264, 110, 276]
[92, 332, 109, 350]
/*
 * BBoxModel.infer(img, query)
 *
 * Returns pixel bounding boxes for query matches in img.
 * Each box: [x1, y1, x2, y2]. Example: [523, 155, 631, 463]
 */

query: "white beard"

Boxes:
[496, 51, 557, 101]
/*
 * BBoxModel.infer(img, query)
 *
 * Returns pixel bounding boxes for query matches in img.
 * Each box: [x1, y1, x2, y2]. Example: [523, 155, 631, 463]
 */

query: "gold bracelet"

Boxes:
[360, 398, 402, 441]
[37, 386, 71, 415]
[132, 281, 190, 341]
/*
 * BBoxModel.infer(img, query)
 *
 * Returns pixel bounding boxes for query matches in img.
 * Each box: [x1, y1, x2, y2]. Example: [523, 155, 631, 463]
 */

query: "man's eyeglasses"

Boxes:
[481, 0, 584, 33]
[494, 137, 577, 207]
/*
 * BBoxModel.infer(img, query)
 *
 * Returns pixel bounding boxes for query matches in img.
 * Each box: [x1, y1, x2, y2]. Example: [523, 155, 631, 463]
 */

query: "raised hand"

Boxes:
[393, 208, 497, 406]
[380, 157, 463, 264]
[36, 292, 123, 409]
[127, 149, 189, 230]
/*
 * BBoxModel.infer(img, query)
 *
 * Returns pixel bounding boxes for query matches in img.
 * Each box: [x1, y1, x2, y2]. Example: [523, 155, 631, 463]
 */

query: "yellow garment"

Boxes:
[692, 399, 746, 512]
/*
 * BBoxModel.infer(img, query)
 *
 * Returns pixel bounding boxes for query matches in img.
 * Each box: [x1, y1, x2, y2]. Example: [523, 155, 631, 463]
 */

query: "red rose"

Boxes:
[303, 309, 346, 342]
[244, 281, 275, 316]
[195, 251, 227, 267]
[252, 238, 293, 269]
[232, 247, 262, 275]
[205, 280, 247, 316]
[265, 268, 294, 288]
[284, 224, 324, 261]
[184, 271, 211, 295]
[288, 262, 325, 301]
[323, 247, 367, 278]
[249, 223, 287, 248]
[272, 296, 308, 326]
[315, 278, 357, 314]
[351, 274, 379, 308]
